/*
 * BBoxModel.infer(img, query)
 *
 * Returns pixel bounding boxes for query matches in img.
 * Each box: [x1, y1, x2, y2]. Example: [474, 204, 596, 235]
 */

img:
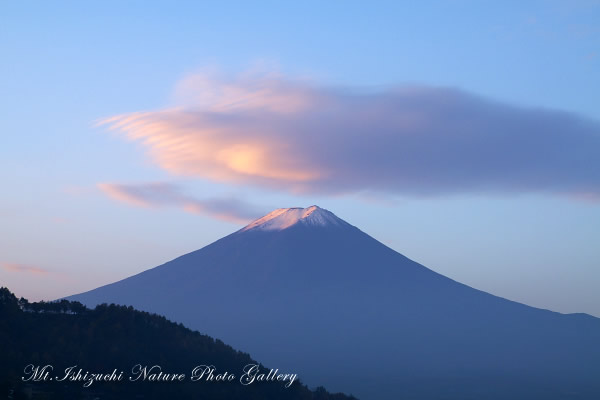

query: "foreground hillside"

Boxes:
[0, 288, 356, 400]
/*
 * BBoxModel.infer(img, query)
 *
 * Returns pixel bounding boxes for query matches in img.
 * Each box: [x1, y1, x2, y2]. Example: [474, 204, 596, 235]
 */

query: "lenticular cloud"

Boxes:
[99, 73, 600, 200]
[98, 182, 264, 223]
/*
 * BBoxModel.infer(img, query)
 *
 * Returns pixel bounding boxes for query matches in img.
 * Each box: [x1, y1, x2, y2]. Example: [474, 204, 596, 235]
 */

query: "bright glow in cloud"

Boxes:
[98, 182, 265, 223]
[1, 262, 49, 276]
[99, 73, 600, 199]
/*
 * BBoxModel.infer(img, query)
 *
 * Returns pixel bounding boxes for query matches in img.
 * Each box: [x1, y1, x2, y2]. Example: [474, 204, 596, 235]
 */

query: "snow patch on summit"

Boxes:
[240, 206, 345, 232]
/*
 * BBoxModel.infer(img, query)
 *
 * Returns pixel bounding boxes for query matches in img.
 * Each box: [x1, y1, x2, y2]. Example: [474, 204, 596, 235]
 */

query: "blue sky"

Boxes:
[1, 0, 599, 316]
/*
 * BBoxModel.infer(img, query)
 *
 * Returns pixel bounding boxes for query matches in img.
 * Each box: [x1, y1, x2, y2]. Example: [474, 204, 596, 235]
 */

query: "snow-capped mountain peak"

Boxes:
[239, 205, 345, 232]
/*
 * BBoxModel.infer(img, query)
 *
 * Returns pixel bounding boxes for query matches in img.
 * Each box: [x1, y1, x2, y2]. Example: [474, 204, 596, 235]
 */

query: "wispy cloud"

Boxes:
[99, 72, 600, 200]
[1, 262, 49, 276]
[98, 182, 265, 223]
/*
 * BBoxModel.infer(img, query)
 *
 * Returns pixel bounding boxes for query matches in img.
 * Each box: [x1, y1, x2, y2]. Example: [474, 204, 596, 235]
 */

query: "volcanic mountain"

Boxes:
[68, 206, 600, 399]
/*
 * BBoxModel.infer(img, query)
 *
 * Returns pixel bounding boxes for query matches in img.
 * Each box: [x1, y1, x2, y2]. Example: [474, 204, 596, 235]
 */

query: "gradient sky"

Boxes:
[1, 0, 599, 316]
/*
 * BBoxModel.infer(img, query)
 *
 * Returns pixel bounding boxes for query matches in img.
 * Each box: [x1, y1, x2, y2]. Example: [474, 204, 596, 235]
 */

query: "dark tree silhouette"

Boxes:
[0, 287, 357, 400]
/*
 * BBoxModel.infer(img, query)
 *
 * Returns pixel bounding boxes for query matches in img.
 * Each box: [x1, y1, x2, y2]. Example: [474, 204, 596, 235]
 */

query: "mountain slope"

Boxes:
[68, 206, 600, 399]
[0, 288, 354, 400]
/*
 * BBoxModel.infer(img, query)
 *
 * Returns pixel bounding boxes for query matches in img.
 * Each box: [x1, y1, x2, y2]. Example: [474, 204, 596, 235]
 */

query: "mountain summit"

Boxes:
[68, 207, 600, 400]
[240, 206, 347, 232]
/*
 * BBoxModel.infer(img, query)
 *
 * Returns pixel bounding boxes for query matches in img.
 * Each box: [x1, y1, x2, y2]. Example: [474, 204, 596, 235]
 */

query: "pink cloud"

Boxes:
[98, 182, 265, 223]
[98, 72, 600, 199]
[1, 263, 49, 276]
